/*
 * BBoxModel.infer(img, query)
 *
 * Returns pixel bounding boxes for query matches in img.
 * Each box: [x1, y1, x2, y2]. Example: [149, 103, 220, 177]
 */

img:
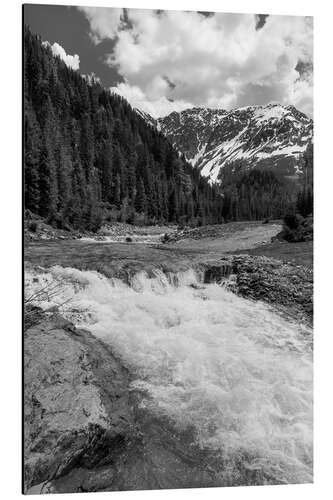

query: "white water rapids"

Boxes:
[25, 266, 313, 485]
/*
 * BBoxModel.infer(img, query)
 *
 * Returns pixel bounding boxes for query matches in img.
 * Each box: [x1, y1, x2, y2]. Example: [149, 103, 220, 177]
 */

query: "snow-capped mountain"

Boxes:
[153, 104, 313, 183]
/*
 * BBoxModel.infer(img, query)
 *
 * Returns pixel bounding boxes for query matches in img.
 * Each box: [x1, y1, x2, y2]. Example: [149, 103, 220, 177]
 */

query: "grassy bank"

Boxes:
[231, 240, 313, 268]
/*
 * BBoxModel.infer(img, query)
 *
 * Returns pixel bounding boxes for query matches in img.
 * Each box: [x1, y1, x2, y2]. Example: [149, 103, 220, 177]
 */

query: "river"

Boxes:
[25, 264, 313, 487]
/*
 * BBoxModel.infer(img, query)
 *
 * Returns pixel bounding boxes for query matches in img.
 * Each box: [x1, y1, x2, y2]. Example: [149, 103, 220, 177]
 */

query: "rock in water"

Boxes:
[24, 315, 229, 493]
[24, 316, 135, 493]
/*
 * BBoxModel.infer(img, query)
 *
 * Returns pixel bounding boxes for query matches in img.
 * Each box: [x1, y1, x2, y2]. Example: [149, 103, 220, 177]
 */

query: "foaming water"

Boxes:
[25, 266, 313, 485]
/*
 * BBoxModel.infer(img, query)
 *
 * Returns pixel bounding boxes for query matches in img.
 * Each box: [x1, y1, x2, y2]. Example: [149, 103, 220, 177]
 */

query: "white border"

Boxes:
[1, 1, 332, 499]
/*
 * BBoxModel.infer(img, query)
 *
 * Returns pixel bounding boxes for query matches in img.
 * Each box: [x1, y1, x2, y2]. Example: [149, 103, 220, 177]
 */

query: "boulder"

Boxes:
[24, 316, 135, 493]
[24, 315, 236, 493]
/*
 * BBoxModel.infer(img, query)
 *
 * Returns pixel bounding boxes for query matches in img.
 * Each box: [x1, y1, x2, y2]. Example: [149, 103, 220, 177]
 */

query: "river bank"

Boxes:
[25, 216, 279, 246]
[24, 221, 313, 492]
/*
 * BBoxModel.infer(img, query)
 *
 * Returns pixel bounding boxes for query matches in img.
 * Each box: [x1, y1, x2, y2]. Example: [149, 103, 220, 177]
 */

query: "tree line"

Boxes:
[24, 26, 224, 231]
[294, 142, 313, 218]
[218, 142, 313, 221]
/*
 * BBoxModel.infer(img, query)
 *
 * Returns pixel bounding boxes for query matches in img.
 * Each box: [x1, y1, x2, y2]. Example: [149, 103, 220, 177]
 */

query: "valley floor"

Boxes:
[25, 221, 282, 267]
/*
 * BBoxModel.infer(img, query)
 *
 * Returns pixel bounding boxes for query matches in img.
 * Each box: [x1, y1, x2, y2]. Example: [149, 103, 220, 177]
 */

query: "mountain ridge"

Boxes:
[136, 104, 313, 184]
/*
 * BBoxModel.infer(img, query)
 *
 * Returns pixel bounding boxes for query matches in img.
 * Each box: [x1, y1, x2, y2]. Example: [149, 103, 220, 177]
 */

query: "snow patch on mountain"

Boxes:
[155, 104, 313, 183]
[253, 105, 288, 123]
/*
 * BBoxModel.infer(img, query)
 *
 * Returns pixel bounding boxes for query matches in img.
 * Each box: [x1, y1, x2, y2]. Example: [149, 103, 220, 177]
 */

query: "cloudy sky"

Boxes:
[24, 5, 313, 118]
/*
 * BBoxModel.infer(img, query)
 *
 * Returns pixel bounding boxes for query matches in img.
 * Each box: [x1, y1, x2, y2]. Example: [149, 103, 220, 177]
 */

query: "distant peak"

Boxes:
[161, 103, 310, 121]
[157, 101, 313, 184]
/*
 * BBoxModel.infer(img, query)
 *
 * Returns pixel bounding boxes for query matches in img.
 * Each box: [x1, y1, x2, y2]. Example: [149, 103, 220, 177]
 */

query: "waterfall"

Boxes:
[25, 265, 313, 485]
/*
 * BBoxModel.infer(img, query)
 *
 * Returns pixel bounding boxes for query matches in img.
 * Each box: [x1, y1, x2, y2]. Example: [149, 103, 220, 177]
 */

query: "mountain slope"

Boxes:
[156, 104, 313, 183]
[24, 27, 225, 229]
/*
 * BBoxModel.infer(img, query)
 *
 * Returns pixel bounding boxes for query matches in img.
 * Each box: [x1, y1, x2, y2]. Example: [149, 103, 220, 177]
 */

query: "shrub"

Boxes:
[281, 213, 313, 242]
[283, 213, 302, 231]
[104, 206, 120, 224]
[87, 210, 104, 232]
[29, 221, 38, 233]
[25, 209, 35, 220]
[133, 212, 146, 226]
[47, 213, 71, 231]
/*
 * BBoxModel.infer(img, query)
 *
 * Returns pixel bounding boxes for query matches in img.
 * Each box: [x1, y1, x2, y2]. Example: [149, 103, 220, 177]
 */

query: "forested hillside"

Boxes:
[217, 141, 313, 221]
[24, 26, 224, 230]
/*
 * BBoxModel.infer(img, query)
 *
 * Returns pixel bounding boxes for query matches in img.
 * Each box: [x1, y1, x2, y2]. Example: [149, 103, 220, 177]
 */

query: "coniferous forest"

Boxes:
[24, 26, 313, 231]
[218, 142, 313, 222]
[24, 26, 225, 231]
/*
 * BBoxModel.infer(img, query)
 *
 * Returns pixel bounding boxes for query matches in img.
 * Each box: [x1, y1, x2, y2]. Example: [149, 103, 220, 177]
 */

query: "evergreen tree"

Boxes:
[135, 178, 147, 213]
[38, 102, 58, 219]
[24, 100, 41, 213]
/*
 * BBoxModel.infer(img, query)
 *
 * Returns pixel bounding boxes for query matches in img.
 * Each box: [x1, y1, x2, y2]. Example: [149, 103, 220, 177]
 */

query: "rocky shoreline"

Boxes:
[230, 255, 313, 323]
[24, 213, 175, 244]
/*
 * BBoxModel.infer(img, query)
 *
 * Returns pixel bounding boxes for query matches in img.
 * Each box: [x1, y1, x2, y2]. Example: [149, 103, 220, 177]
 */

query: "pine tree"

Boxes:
[100, 140, 113, 203]
[38, 98, 58, 219]
[135, 178, 147, 213]
[113, 173, 121, 208]
[57, 144, 72, 215]
[24, 100, 41, 213]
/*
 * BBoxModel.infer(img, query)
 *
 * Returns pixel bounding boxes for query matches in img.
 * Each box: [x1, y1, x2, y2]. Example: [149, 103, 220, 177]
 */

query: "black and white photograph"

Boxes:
[22, 2, 314, 495]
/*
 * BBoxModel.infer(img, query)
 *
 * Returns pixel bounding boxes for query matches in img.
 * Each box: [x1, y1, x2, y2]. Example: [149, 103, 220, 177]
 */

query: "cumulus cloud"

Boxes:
[78, 6, 124, 44]
[43, 41, 80, 70]
[80, 8, 313, 117]
[111, 82, 192, 117]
